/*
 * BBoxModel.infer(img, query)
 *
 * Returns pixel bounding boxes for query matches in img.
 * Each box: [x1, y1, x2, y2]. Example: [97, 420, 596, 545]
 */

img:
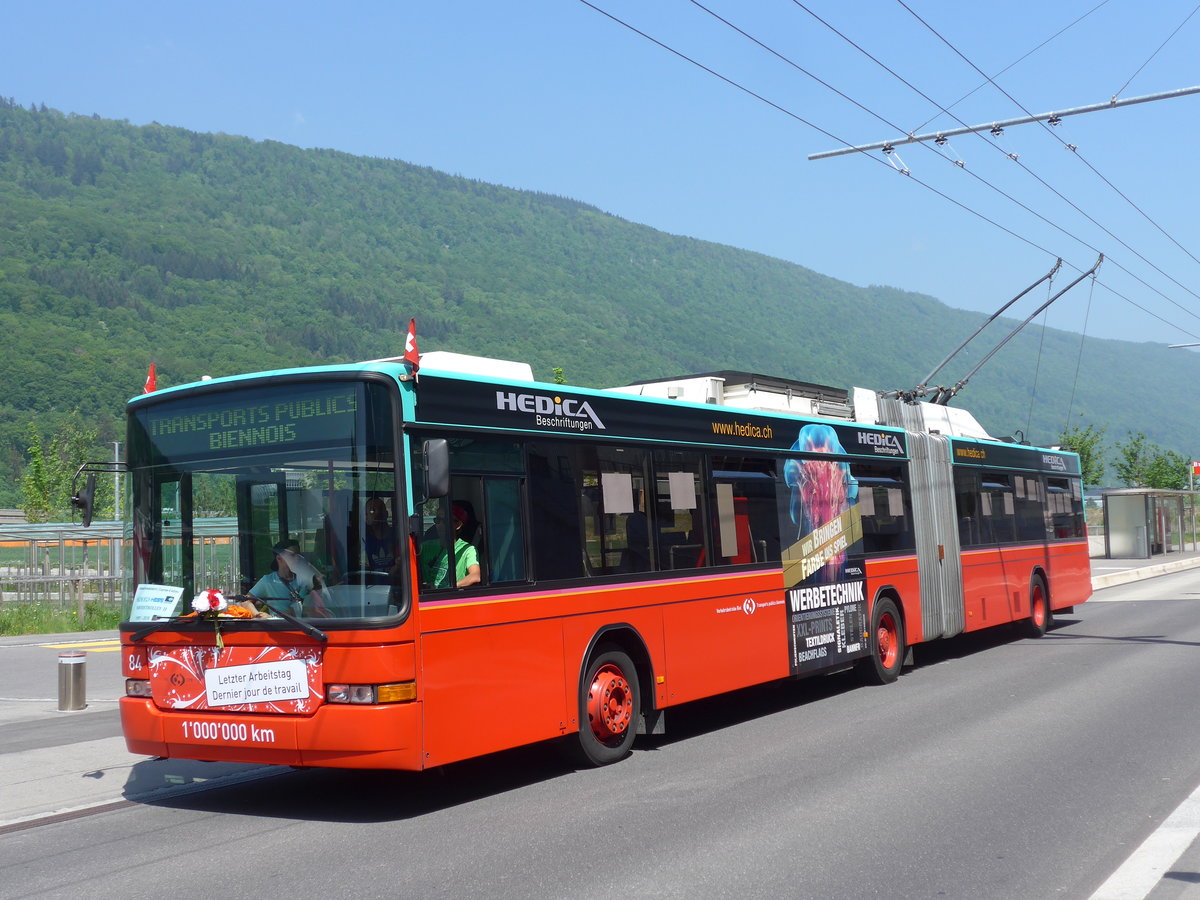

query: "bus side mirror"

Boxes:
[70, 472, 97, 527]
[424, 438, 449, 500]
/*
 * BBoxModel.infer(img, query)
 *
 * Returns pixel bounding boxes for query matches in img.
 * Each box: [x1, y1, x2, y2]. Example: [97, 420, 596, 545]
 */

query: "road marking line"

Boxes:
[1090, 781, 1200, 899]
[42, 641, 120, 652]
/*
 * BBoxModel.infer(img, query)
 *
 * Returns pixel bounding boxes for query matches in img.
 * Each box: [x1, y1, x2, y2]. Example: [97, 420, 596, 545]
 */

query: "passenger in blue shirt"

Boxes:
[248, 539, 331, 617]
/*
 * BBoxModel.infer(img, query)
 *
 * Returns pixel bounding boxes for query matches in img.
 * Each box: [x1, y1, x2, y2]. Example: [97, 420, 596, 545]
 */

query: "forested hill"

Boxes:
[1, 97, 1197, 505]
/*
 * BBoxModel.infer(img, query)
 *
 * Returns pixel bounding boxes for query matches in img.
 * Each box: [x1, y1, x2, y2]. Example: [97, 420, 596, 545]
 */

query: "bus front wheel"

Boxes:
[573, 646, 640, 766]
[857, 597, 905, 685]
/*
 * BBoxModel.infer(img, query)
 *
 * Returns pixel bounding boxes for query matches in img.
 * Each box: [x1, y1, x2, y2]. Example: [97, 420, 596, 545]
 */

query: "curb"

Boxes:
[0, 736, 286, 832]
[1092, 555, 1200, 590]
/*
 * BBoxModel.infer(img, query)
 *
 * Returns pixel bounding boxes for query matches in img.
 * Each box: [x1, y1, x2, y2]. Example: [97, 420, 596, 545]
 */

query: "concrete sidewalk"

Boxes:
[4, 550, 1200, 832]
[1, 734, 282, 829]
[0, 632, 286, 832]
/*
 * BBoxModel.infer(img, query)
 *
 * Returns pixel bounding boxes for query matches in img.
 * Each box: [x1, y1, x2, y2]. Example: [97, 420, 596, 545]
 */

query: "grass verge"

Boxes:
[0, 601, 121, 636]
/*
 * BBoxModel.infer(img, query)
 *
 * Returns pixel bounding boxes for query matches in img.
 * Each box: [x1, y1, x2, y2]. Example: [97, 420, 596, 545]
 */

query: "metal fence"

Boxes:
[0, 521, 124, 613]
[0, 519, 244, 613]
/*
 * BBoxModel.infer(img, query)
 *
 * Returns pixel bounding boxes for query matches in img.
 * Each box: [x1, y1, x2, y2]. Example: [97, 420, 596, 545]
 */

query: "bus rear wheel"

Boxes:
[1023, 576, 1051, 638]
[857, 597, 904, 685]
[573, 646, 640, 766]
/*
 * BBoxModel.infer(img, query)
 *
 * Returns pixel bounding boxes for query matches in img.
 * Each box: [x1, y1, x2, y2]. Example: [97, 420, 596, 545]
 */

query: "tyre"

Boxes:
[856, 597, 905, 685]
[573, 646, 640, 766]
[1023, 575, 1051, 638]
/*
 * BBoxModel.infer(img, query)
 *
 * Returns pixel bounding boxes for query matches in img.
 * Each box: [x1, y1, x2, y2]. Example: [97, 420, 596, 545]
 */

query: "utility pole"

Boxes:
[113, 441, 121, 520]
[113, 440, 122, 585]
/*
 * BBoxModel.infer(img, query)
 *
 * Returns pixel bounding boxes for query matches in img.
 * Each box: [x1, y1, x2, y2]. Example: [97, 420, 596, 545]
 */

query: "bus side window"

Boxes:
[1014, 475, 1048, 541]
[483, 477, 526, 583]
[428, 438, 530, 588]
[577, 444, 650, 576]
[979, 474, 1016, 544]
[597, 469, 649, 573]
[528, 444, 585, 581]
[651, 452, 707, 570]
[709, 456, 779, 566]
[1046, 476, 1085, 539]
[851, 465, 913, 555]
[954, 469, 981, 547]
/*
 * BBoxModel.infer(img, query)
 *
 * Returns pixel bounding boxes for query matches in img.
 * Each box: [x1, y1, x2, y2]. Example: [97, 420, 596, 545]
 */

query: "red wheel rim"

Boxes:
[877, 612, 899, 669]
[587, 663, 633, 742]
[1031, 584, 1046, 627]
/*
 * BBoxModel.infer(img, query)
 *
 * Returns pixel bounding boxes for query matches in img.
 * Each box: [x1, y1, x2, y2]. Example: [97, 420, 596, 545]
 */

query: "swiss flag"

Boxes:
[143, 363, 157, 394]
[404, 319, 420, 373]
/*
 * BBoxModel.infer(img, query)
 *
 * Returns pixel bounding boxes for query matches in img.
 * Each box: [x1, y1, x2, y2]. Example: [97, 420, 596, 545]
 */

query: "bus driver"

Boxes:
[246, 539, 332, 617]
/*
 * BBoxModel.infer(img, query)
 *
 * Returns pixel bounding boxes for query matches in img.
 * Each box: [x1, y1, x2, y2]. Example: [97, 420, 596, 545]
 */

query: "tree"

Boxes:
[1113, 431, 1191, 490]
[20, 424, 52, 522]
[20, 413, 113, 522]
[1058, 421, 1106, 488]
[1113, 431, 1151, 487]
[1145, 447, 1190, 490]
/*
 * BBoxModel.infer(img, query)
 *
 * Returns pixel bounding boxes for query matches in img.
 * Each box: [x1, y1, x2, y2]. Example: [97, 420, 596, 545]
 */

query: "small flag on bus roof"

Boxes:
[143, 363, 157, 394]
[404, 319, 420, 374]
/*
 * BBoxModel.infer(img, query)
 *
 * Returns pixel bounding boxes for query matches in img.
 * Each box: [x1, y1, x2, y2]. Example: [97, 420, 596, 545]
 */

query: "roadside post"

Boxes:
[57, 651, 87, 711]
[1192, 461, 1199, 551]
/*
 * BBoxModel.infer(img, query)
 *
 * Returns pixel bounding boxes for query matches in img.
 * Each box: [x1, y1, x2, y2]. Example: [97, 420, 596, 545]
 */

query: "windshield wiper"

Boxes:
[130, 614, 193, 643]
[130, 602, 328, 643]
[254, 599, 328, 642]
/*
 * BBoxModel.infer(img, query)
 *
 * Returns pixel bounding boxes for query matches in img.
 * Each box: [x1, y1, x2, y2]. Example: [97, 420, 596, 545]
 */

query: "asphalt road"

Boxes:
[3, 571, 1200, 899]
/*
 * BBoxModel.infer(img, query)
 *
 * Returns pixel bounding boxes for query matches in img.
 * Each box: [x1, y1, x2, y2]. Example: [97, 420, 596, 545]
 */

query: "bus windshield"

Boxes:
[123, 378, 404, 624]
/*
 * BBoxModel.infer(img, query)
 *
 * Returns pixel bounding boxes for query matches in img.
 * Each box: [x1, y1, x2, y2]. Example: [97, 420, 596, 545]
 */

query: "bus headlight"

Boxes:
[327, 684, 376, 704]
[126, 679, 152, 698]
[326, 682, 416, 704]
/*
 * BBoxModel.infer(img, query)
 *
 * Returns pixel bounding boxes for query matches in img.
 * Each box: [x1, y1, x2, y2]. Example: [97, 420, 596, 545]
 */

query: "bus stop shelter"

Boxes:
[1101, 487, 1197, 559]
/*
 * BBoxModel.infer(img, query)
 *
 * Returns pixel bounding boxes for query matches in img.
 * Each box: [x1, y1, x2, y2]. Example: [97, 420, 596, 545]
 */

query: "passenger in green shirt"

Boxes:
[419, 501, 481, 589]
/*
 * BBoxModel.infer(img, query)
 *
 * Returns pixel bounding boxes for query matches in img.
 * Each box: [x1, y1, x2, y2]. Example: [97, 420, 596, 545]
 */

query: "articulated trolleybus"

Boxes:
[115, 351, 1090, 769]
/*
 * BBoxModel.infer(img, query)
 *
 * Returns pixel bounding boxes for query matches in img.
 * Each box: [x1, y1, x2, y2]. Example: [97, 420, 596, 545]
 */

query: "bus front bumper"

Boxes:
[119, 697, 425, 770]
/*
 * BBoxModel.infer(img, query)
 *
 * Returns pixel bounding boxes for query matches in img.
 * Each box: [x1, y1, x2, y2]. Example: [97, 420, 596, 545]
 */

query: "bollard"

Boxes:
[57, 651, 87, 711]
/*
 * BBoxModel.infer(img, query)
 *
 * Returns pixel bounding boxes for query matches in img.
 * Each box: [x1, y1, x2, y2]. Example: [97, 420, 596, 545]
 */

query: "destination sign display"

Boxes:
[133, 383, 364, 462]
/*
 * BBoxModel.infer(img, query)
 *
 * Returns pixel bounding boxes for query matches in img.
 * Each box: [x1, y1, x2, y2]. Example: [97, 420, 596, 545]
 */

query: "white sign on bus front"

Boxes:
[203, 660, 309, 707]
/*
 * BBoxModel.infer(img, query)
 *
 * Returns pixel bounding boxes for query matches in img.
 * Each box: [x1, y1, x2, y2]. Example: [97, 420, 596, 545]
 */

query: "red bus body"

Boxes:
[118, 361, 1091, 770]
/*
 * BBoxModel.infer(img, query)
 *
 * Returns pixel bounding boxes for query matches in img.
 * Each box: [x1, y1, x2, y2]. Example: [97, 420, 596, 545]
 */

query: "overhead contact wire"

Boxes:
[792, 0, 1200, 323]
[580, 0, 1200, 343]
[896, 0, 1200, 274]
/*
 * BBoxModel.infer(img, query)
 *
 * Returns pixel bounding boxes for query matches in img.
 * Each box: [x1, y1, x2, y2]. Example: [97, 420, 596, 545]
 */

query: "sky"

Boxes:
[5, 0, 1200, 348]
